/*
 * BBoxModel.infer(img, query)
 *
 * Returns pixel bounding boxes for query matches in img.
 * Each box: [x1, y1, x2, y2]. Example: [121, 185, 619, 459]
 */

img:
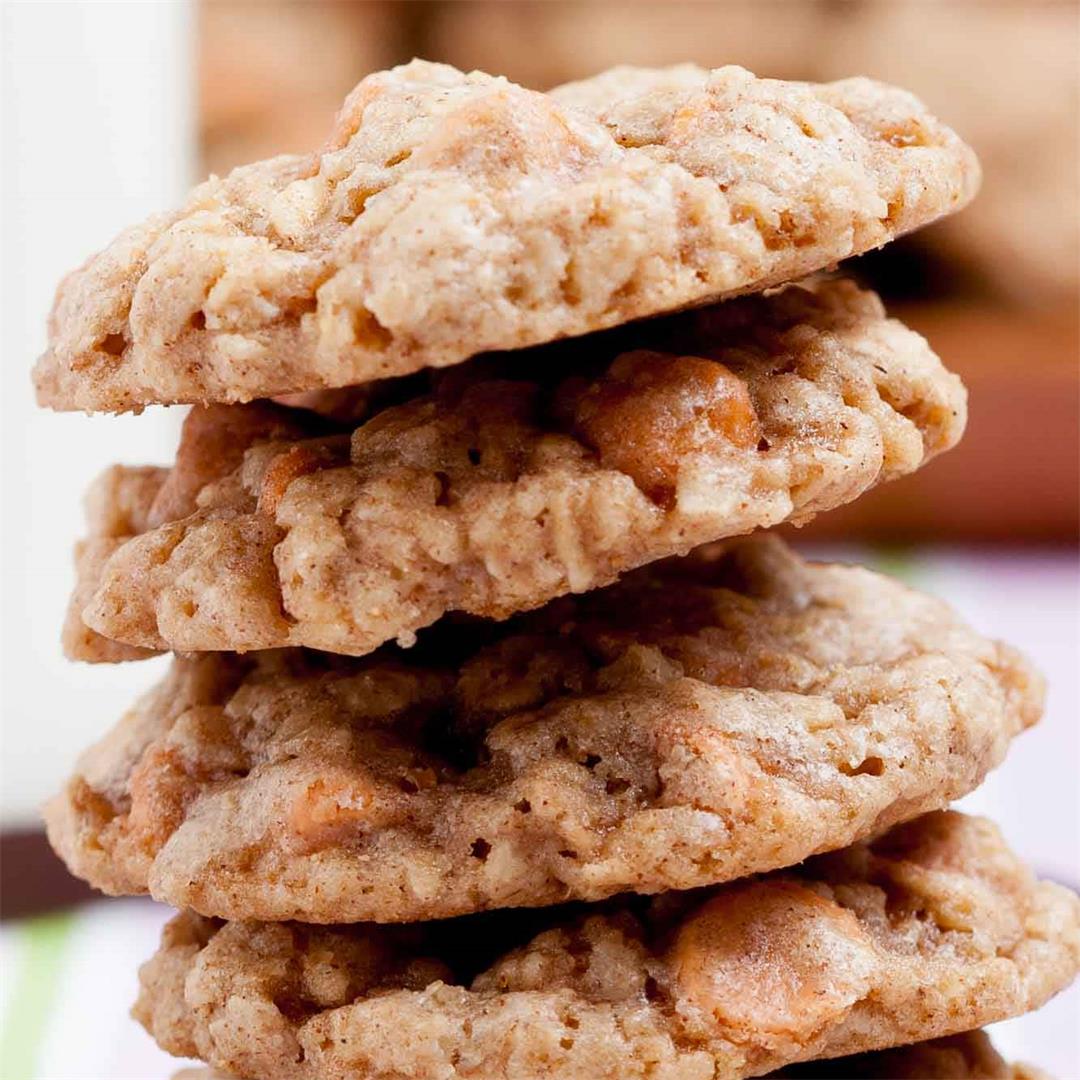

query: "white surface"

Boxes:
[0, 900, 196, 1078]
[32, 903, 190, 1079]
[1, 0, 194, 825]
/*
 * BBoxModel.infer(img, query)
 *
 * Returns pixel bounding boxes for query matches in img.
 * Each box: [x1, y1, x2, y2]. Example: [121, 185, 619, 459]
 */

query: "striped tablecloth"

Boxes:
[3, 547, 1077, 1079]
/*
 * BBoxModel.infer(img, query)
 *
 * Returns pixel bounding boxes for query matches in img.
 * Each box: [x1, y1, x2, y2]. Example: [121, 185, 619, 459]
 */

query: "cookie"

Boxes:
[65, 280, 966, 660]
[134, 811, 1080, 1080]
[61, 465, 169, 663]
[46, 535, 1040, 923]
[33, 60, 978, 412]
[171, 1030, 1045, 1080]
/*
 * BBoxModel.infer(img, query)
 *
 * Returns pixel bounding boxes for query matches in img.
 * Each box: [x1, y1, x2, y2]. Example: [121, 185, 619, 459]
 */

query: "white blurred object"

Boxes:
[1, 0, 194, 825]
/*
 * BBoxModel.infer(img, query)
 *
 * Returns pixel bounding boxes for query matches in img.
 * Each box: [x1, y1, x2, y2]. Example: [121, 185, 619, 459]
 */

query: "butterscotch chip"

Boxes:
[172, 1030, 1047, 1080]
[65, 280, 966, 660]
[134, 812, 1080, 1080]
[46, 536, 1040, 923]
[32, 60, 978, 413]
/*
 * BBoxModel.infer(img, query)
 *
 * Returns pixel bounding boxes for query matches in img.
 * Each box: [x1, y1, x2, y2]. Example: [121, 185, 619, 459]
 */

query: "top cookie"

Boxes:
[33, 60, 979, 412]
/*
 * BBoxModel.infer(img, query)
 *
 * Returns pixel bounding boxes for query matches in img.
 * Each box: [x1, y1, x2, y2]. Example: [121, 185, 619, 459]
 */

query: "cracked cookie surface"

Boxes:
[33, 60, 978, 412]
[47, 536, 1040, 923]
[135, 812, 1080, 1080]
[66, 280, 966, 660]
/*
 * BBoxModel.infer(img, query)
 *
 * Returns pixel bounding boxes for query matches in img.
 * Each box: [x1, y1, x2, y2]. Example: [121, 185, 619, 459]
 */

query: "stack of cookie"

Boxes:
[36, 62, 1078, 1079]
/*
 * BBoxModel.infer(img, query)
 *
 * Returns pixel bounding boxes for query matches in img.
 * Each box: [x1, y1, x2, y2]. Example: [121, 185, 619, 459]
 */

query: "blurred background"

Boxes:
[2, 2, 1077, 1077]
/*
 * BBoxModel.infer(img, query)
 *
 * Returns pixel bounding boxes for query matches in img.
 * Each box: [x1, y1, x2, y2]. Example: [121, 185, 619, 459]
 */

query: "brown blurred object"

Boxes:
[819, 0, 1080, 310]
[199, 0, 409, 175]
[795, 302, 1080, 544]
[421, 0, 825, 88]
[0, 830, 96, 920]
[196, 0, 1080, 543]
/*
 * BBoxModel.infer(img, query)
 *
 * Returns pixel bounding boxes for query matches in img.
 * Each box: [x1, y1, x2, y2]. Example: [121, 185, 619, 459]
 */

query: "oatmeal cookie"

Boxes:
[134, 811, 1080, 1080]
[33, 60, 978, 412]
[47, 536, 1040, 923]
[67, 281, 965, 659]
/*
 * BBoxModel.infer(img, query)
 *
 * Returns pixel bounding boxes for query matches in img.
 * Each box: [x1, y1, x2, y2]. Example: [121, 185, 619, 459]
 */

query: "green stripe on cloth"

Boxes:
[865, 544, 921, 585]
[1, 912, 76, 1080]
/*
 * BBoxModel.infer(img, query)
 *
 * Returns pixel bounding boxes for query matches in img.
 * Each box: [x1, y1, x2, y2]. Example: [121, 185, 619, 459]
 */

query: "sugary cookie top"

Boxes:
[47, 536, 1040, 923]
[34, 60, 978, 412]
[135, 812, 1079, 1080]
[66, 281, 966, 660]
